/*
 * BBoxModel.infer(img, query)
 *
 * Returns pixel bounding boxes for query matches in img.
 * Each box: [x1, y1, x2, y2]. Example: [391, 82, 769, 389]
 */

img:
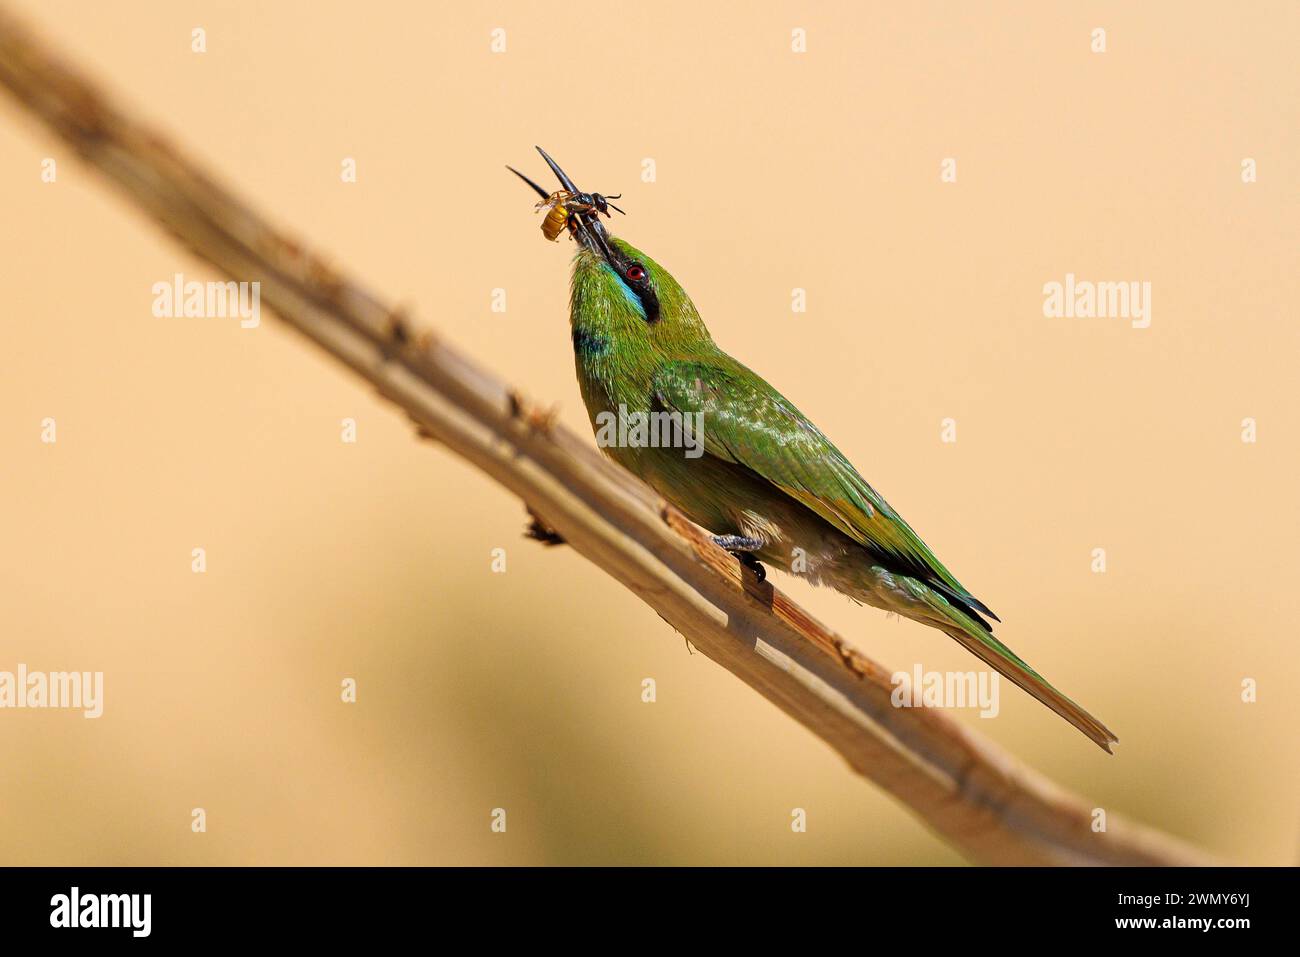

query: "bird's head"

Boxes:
[508, 147, 711, 351]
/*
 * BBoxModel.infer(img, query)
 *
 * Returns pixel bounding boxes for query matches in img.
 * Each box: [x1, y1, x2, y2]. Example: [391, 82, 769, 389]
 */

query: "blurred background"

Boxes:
[1, 1, 1296, 865]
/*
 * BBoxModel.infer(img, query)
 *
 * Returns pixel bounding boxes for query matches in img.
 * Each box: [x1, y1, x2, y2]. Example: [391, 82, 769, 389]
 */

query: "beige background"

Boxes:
[1, 1, 1296, 865]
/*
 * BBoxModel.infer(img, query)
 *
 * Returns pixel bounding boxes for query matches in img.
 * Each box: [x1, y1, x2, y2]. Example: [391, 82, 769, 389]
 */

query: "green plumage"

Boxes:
[566, 237, 1117, 752]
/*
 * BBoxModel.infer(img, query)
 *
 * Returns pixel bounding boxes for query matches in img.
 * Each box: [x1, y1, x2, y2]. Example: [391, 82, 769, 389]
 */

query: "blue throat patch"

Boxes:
[601, 262, 647, 320]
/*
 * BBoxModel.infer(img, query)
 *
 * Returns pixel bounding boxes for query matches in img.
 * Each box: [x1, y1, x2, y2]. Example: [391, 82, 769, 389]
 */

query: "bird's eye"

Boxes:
[626, 264, 647, 282]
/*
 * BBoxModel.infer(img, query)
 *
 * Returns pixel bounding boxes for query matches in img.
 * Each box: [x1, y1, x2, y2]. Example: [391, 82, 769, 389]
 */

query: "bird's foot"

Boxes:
[712, 535, 767, 583]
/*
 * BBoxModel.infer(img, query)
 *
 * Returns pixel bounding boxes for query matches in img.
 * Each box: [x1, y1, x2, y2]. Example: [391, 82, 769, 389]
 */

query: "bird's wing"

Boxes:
[653, 358, 995, 620]
[654, 359, 1125, 751]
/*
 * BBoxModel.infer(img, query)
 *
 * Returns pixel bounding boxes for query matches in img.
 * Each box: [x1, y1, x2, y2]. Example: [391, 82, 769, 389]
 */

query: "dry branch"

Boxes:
[0, 7, 1217, 866]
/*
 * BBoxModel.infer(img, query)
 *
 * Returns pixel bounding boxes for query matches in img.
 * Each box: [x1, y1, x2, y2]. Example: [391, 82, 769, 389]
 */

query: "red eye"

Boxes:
[626, 264, 646, 281]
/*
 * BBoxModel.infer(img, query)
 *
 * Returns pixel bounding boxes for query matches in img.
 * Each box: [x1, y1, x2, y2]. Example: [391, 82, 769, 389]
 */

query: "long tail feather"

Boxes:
[922, 592, 1119, 753]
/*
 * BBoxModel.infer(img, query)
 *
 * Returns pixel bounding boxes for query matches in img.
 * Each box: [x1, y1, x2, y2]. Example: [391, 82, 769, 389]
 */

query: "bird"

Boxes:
[508, 147, 1118, 753]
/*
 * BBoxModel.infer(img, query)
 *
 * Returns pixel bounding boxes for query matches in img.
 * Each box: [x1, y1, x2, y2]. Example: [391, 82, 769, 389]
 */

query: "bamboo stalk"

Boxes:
[0, 6, 1217, 865]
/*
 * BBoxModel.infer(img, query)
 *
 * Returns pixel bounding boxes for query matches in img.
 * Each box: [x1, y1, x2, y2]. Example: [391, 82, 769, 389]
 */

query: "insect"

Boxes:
[534, 189, 625, 242]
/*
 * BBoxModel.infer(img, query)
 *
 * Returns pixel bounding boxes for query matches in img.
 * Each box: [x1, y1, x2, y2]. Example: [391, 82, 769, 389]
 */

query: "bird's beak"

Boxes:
[506, 146, 617, 263]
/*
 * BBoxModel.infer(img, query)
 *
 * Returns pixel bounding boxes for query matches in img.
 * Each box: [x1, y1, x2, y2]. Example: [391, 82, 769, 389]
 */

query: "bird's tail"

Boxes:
[916, 585, 1119, 753]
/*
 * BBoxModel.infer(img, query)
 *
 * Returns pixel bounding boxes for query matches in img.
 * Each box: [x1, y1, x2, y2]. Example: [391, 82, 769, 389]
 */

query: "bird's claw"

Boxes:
[738, 552, 766, 583]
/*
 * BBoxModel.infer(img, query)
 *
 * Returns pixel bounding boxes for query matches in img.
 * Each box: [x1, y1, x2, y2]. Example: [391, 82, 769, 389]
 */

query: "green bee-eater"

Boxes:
[510, 148, 1117, 752]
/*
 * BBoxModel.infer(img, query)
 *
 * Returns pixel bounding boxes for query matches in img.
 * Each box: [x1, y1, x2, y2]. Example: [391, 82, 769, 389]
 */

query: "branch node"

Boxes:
[523, 507, 565, 546]
[506, 388, 560, 434]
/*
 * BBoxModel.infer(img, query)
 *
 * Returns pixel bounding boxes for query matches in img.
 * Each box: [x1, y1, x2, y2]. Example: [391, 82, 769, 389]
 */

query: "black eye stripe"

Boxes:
[610, 256, 658, 322]
[617, 260, 659, 323]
